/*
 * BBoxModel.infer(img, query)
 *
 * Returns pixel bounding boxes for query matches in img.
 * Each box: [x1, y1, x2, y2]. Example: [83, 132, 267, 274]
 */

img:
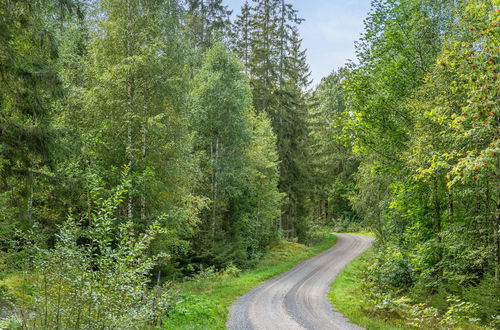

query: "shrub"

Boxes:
[375, 248, 414, 290]
[441, 296, 480, 326]
[1, 173, 175, 329]
[463, 275, 500, 328]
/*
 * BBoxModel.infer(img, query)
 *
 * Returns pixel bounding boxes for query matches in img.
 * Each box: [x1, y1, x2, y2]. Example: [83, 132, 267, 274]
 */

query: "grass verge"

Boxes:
[336, 231, 375, 237]
[329, 247, 409, 329]
[329, 245, 489, 330]
[164, 233, 338, 329]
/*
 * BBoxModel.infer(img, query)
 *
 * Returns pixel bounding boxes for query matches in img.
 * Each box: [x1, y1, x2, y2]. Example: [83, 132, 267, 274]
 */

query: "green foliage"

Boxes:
[341, 0, 499, 327]
[374, 247, 415, 291]
[0, 0, 324, 327]
[308, 69, 360, 229]
[3, 0, 498, 327]
[0, 0, 76, 238]
[185, 0, 232, 50]
[190, 43, 252, 265]
[231, 0, 312, 240]
[3, 174, 174, 329]
[164, 292, 221, 329]
[190, 44, 283, 268]
[330, 247, 492, 330]
[441, 296, 480, 326]
[463, 275, 500, 327]
[239, 111, 284, 257]
[330, 248, 408, 330]
[164, 233, 338, 329]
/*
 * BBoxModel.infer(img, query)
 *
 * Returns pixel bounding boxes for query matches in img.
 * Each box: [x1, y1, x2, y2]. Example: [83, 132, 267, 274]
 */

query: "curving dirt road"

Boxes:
[227, 234, 374, 330]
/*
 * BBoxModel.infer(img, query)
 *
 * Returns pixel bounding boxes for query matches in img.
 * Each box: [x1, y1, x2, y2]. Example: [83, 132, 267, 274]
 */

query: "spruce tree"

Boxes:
[307, 70, 358, 226]
[231, 0, 252, 71]
[232, 0, 312, 238]
[185, 0, 232, 49]
[0, 0, 76, 232]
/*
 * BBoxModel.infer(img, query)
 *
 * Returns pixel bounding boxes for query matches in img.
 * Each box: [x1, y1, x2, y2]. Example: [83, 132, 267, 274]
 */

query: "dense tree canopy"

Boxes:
[342, 0, 499, 326]
[0, 0, 498, 328]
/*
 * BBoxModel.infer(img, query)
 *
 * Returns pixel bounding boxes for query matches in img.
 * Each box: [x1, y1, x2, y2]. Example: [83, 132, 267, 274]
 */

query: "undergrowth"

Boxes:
[329, 247, 496, 330]
[163, 232, 338, 329]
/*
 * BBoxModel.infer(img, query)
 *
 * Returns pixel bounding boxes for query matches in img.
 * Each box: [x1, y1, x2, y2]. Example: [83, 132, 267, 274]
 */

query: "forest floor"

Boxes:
[163, 233, 339, 329]
[226, 234, 373, 330]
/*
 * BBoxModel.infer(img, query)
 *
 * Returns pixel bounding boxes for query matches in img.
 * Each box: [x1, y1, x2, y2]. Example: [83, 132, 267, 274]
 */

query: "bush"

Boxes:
[1, 175, 175, 329]
[441, 296, 480, 326]
[304, 229, 331, 246]
[464, 275, 500, 328]
[330, 214, 365, 233]
[375, 248, 414, 290]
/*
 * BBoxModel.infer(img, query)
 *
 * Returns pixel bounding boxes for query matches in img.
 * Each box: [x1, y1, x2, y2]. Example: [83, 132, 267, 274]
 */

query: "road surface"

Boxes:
[227, 234, 374, 330]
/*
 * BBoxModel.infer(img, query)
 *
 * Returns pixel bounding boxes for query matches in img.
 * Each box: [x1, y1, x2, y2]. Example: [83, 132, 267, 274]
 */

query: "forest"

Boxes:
[0, 0, 498, 329]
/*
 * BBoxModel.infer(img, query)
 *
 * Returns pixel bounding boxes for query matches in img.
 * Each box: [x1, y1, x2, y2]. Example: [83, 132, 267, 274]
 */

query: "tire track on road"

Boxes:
[227, 234, 373, 330]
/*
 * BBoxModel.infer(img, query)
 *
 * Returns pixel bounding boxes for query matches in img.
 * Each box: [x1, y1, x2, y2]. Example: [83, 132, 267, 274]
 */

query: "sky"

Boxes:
[224, 0, 372, 86]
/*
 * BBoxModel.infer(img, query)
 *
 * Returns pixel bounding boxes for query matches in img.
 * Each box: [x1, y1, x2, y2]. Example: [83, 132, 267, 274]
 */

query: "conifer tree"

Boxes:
[307, 70, 358, 226]
[0, 0, 76, 233]
[185, 0, 232, 49]
[233, 0, 311, 238]
[231, 1, 252, 71]
[247, 0, 280, 111]
[190, 44, 283, 265]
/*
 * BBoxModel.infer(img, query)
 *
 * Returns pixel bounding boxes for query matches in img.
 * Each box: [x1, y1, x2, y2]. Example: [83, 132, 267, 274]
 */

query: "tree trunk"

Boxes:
[26, 168, 33, 227]
[433, 177, 442, 234]
[447, 186, 454, 219]
[325, 200, 329, 222]
[495, 184, 500, 282]
[211, 137, 219, 243]
[433, 177, 443, 279]
[279, 212, 282, 232]
[126, 0, 133, 222]
[495, 205, 499, 282]
[140, 98, 147, 222]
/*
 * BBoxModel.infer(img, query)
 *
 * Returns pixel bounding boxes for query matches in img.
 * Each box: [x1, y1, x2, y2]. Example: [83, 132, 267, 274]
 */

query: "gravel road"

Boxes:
[227, 234, 374, 330]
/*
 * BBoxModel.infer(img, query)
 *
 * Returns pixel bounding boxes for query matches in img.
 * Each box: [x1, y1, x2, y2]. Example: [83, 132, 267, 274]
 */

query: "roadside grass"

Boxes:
[335, 231, 375, 237]
[164, 232, 338, 329]
[329, 247, 410, 330]
[329, 243, 490, 330]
